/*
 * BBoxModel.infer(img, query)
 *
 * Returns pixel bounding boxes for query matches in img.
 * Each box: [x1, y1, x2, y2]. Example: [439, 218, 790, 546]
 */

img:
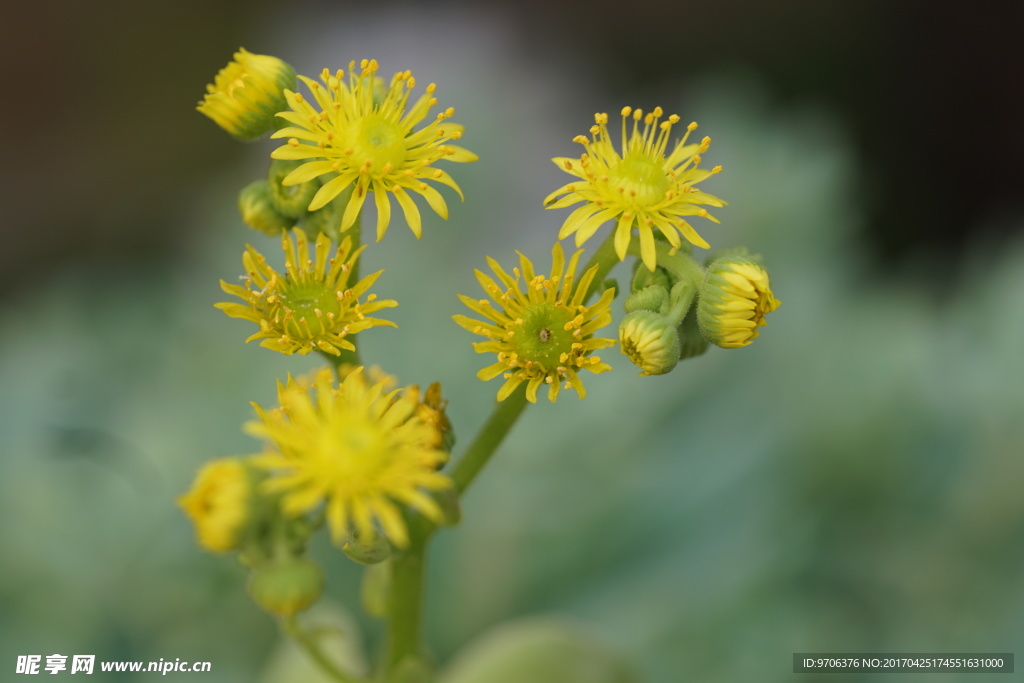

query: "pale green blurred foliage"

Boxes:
[1, 68, 1021, 683]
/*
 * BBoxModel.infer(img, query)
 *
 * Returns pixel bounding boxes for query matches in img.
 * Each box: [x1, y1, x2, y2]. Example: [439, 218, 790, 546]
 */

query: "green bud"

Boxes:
[247, 557, 323, 617]
[238, 180, 292, 236]
[618, 310, 680, 376]
[697, 256, 781, 348]
[266, 159, 319, 219]
[341, 535, 392, 565]
[630, 260, 672, 293]
[623, 285, 668, 314]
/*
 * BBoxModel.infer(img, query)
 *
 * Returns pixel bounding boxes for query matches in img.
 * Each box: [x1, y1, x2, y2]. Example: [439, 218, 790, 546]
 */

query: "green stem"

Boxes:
[385, 528, 428, 673]
[283, 615, 362, 683]
[451, 385, 530, 496]
[320, 210, 363, 370]
[580, 230, 622, 301]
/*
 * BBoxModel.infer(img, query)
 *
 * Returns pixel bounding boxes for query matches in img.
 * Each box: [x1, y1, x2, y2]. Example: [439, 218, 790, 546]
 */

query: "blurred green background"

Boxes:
[1, 1, 1022, 681]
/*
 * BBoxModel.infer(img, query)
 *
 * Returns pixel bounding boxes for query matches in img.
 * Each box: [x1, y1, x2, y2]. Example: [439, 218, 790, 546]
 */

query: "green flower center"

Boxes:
[275, 281, 342, 337]
[349, 115, 407, 178]
[514, 302, 577, 368]
[608, 154, 669, 209]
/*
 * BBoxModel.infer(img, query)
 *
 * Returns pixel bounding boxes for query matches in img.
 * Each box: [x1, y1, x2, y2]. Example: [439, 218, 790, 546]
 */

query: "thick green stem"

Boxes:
[580, 230, 622, 301]
[384, 523, 428, 673]
[283, 615, 361, 683]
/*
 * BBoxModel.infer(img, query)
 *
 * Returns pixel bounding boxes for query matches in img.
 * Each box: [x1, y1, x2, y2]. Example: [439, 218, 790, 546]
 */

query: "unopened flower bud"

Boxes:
[623, 284, 668, 314]
[619, 310, 680, 376]
[697, 256, 781, 348]
[266, 159, 319, 219]
[411, 382, 455, 453]
[177, 458, 255, 554]
[238, 180, 291, 236]
[197, 48, 296, 141]
[247, 557, 323, 617]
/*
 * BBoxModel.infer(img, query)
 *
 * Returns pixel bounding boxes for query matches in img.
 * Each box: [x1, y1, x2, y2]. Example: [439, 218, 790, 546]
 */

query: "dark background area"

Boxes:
[1, 0, 1021, 302]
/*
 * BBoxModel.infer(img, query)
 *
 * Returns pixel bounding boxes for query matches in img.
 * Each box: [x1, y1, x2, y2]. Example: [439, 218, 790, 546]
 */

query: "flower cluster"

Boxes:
[186, 49, 785, 669]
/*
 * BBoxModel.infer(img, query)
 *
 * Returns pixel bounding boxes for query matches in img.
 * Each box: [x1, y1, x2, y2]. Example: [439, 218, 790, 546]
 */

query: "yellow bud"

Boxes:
[619, 311, 680, 376]
[177, 458, 254, 554]
[197, 48, 296, 141]
[697, 256, 781, 348]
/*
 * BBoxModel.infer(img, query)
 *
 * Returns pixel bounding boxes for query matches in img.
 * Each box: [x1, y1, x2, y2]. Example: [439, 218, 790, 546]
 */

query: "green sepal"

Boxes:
[341, 535, 392, 565]
[677, 307, 709, 360]
[238, 180, 292, 236]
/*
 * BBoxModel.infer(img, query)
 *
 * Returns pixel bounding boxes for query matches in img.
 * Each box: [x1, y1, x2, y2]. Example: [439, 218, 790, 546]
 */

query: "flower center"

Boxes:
[308, 419, 389, 490]
[608, 154, 669, 209]
[275, 281, 342, 337]
[349, 115, 407, 178]
[514, 302, 577, 368]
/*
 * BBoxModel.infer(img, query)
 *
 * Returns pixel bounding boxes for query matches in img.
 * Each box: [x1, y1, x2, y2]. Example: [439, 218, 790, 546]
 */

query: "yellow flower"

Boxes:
[697, 257, 781, 348]
[247, 367, 451, 548]
[178, 458, 252, 553]
[216, 228, 398, 356]
[197, 48, 296, 141]
[544, 107, 726, 272]
[270, 59, 477, 241]
[453, 242, 616, 403]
